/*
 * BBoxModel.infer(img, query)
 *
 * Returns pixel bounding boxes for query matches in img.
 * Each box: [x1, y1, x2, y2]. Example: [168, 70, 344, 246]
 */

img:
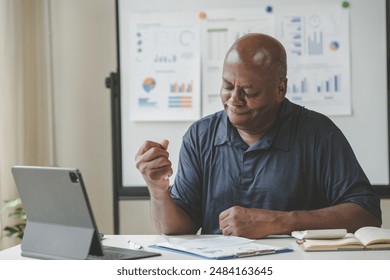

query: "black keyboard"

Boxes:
[88, 246, 160, 260]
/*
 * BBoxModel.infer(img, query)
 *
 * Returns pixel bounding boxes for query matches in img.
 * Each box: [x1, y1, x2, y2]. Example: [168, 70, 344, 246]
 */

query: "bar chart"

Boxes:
[316, 74, 340, 93]
[308, 31, 323, 55]
[287, 74, 341, 95]
[170, 81, 193, 93]
[168, 96, 192, 108]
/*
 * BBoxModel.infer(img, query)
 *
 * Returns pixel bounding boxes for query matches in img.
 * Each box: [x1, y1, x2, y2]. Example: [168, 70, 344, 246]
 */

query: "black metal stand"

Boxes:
[105, 72, 121, 234]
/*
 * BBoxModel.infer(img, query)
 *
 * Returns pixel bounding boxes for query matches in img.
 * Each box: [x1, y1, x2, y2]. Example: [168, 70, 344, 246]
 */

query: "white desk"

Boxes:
[0, 234, 389, 260]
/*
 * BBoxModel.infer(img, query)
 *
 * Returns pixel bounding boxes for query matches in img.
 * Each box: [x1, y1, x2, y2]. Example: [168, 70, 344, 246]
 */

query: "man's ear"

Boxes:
[276, 77, 287, 102]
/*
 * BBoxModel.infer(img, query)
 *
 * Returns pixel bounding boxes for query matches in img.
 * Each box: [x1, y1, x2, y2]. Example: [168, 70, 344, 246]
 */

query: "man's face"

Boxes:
[220, 62, 284, 133]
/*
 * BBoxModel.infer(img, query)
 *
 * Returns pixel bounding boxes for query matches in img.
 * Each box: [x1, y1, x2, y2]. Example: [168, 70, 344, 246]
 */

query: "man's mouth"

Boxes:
[225, 104, 249, 115]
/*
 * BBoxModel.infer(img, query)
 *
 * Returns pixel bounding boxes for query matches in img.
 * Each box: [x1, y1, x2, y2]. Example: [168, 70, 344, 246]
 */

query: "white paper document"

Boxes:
[276, 2, 351, 116]
[151, 235, 291, 259]
[127, 12, 201, 121]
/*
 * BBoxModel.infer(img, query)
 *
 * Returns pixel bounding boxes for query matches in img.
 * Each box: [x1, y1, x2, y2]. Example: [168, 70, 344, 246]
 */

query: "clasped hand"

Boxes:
[219, 206, 285, 239]
[135, 139, 173, 194]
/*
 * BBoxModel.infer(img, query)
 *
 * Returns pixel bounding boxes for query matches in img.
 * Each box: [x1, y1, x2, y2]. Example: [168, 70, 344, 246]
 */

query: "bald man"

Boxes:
[135, 33, 381, 238]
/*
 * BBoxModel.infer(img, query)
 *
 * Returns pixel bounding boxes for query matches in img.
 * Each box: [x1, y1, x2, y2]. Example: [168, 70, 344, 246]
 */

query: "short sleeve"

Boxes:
[169, 131, 203, 229]
[316, 129, 382, 221]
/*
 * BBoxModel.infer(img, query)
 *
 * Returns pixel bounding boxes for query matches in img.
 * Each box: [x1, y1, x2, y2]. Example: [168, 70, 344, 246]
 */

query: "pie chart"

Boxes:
[143, 77, 156, 93]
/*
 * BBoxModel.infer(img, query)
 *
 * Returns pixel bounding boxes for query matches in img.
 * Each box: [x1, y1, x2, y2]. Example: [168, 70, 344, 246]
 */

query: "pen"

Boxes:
[234, 249, 275, 257]
[128, 240, 143, 250]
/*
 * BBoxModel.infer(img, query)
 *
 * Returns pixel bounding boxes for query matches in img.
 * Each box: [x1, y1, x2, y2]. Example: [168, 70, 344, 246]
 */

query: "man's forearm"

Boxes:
[284, 203, 381, 234]
[150, 192, 198, 235]
[219, 203, 381, 238]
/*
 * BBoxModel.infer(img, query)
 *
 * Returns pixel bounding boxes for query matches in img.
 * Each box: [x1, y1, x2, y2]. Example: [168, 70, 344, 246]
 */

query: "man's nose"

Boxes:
[230, 87, 246, 104]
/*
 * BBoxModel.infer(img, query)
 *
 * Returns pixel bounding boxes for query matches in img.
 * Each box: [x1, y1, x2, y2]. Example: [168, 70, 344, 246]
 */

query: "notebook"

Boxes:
[11, 166, 160, 260]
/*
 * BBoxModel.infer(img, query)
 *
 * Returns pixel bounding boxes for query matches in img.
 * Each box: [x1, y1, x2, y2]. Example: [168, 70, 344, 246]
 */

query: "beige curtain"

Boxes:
[0, 0, 54, 250]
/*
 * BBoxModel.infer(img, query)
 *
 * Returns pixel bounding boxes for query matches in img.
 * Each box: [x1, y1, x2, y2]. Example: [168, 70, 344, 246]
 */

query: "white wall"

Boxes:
[50, 0, 114, 234]
[381, 199, 390, 229]
[49, 0, 156, 235]
[49, 0, 390, 235]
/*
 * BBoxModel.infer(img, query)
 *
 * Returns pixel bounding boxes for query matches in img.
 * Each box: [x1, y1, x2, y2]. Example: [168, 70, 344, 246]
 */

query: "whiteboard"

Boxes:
[117, 0, 389, 194]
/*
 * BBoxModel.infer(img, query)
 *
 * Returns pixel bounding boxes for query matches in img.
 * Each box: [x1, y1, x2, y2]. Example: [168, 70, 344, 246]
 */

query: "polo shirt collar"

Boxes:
[213, 98, 294, 152]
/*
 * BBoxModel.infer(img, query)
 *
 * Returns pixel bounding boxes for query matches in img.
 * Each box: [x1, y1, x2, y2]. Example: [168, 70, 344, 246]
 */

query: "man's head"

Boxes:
[220, 33, 288, 136]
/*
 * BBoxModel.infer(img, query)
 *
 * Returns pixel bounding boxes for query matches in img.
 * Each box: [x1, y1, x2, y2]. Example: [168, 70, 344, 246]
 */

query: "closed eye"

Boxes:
[222, 80, 234, 90]
[243, 91, 262, 98]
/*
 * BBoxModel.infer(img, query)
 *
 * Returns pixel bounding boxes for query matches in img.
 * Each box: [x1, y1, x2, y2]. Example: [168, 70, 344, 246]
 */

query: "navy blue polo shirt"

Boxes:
[170, 98, 381, 234]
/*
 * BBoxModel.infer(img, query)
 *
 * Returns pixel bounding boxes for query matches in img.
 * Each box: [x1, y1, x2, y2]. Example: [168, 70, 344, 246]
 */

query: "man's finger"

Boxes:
[160, 139, 169, 150]
[219, 208, 231, 222]
[136, 140, 169, 159]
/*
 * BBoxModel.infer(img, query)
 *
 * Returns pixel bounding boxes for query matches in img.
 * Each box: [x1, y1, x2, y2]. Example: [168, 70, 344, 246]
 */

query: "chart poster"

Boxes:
[200, 8, 275, 117]
[199, 3, 351, 117]
[128, 12, 201, 121]
[275, 2, 351, 115]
